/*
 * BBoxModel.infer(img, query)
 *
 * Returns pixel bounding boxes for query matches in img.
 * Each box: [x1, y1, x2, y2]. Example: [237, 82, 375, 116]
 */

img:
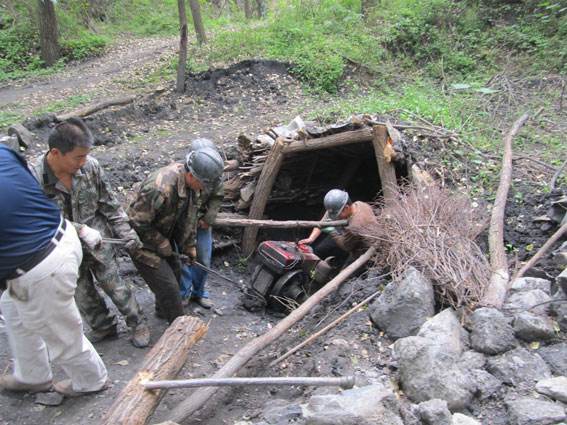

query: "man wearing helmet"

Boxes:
[299, 189, 377, 261]
[127, 146, 224, 323]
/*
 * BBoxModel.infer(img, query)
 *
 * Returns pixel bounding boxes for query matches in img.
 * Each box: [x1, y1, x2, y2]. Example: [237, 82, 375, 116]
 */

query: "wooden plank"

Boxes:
[241, 138, 286, 255]
[372, 125, 398, 204]
[283, 128, 373, 154]
[100, 316, 208, 425]
[213, 216, 348, 229]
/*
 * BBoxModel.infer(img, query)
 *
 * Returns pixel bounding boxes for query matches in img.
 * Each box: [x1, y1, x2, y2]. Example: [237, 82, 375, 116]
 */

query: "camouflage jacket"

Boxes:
[29, 154, 135, 257]
[127, 163, 222, 267]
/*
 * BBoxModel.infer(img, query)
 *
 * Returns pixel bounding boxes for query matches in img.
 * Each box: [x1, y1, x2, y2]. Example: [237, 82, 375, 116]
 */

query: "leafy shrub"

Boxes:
[61, 32, 108, 61]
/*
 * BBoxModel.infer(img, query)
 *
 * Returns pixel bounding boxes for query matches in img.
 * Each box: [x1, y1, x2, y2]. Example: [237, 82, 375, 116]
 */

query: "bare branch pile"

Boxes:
[364, 184, 490, 309]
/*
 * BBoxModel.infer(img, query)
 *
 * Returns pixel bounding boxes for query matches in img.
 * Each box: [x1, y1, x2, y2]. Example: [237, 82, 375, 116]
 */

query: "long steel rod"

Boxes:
[144, 376, 354, 390]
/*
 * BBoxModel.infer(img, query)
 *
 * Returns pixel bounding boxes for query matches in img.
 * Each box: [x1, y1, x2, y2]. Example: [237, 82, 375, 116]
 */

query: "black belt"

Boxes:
[6, 219, 67, 280]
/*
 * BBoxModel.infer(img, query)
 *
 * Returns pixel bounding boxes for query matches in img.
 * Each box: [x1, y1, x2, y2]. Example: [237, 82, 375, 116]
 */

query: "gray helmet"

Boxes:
[185, 146, 223, 188]
[324, 189, 350, 219]
[191, 138, 216, 152]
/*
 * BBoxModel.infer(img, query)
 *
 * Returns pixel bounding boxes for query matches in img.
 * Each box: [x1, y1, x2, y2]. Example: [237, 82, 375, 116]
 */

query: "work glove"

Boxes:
[79, 225, 102, 249]
[123, 229, 143, 253]
[184, 245, 197, 264]
[156, 239, 173, 258]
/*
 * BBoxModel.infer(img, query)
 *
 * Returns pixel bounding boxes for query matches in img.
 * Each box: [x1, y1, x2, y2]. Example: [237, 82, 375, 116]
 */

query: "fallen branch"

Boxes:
[269, 289, 381, 367]
[481, 112, 531, 308]
[168, 246, 376, 423]
[513, 223, 567, 281]
[144, 376, 354, 390]
[57, 95, 137, 121]
[213, 217, 348, 229]
[100, 316, 207, 425]
[550, 159, 567, 190]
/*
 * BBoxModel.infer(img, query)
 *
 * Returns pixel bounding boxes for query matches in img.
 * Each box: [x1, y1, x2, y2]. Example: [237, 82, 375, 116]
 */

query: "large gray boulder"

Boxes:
[513, 311, 556, 342]
[506, 398, 566, 425]
[417, 399, 451, 425]
[536, 376, 567, 403]
[452, 413, 482, 425]
[470, 308, 516, 354]
[417, 308, 466, 358]
[537, 343, 567, 375]
[486, 347, 551, 387]
[393, 336, 475, 410]
[469, 369, 502, 400]
[369, 267, 435, 339]
[457, 351, 486, 371]
[509, 277, 551, 295]
[504, 289, 552, 315]
[301, 384, 403, 425]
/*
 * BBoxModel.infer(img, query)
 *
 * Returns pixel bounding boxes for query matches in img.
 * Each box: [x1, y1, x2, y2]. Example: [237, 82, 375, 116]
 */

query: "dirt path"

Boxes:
[0, 36, 177, 118]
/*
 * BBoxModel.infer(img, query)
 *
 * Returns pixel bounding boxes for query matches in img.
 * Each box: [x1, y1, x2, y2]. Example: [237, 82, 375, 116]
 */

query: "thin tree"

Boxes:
[176, 0, 189, 93]
[244, 0, 253, 18]
[255, 0, 265, 17]
[188, 0, 206, 44]
[37, 0, 60, 66]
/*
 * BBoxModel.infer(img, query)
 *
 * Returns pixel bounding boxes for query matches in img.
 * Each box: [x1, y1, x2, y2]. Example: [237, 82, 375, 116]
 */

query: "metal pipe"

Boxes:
[143, 376, 355, 390]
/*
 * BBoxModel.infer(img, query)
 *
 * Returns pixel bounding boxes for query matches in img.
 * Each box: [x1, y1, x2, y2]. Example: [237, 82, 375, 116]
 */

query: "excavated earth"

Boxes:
[0, 56, 566, 425]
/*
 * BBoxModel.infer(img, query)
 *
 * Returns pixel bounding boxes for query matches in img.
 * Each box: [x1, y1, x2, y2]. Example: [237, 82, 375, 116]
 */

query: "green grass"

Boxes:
[33, 94, 92, 115]
[0, 111, 24, 130]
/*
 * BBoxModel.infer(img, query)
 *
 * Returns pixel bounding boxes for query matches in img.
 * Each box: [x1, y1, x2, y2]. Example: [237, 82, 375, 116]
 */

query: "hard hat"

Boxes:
[185, 146, 223, 189]
[191, 138, 216, 152]
[324, 189, 350, 219]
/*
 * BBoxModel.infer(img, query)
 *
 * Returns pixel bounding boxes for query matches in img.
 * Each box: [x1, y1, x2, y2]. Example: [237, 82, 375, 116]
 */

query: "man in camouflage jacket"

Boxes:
[127, 146, 224, 323]
[29, 118, 150, 348]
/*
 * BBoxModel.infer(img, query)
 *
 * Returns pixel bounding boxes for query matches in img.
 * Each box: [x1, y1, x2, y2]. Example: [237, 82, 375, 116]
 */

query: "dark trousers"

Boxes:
[312, 235, 349, 265]
[133, 257, 184, 323]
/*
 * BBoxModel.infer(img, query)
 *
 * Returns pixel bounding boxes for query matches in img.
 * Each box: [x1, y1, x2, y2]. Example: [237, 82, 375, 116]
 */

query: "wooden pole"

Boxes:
[100, 316, 208, 425]
[481, 112, 531, 308]
[241, 138, 286, 255]
[168, 247, 376, 423]
[284, 128, 373, 155]
[213, 217, 348, 229]
[144, 376, 354, 390]
[269, 289, 381, 367]
[372, 125, 398, 204]
[175, 0, 188, 93]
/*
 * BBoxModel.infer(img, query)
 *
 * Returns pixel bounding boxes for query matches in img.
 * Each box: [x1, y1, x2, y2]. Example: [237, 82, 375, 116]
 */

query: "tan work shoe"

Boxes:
[191, 296, 213, 309]
[131, 323, 150, 348]
[53, 379, 109, 398]
[0, 375, 52, 393]
[88, 325, 118, 343]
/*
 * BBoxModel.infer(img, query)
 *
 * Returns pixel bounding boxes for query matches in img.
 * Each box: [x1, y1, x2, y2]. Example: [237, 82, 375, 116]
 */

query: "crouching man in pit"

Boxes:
[29, 118, 150, 348]
[0, 144, 108, 397]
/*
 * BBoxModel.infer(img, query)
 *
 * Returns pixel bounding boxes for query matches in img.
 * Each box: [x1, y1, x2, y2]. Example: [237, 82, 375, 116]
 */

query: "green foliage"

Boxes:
[61, 32, 108, 60]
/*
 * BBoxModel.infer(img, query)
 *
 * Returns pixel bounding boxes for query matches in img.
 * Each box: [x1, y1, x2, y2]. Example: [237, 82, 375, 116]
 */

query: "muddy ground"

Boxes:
[0, 46, 566, 425]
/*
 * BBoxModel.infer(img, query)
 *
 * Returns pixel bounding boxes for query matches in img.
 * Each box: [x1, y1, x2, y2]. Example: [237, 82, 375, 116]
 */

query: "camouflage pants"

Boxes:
[75, 250, 144, 332]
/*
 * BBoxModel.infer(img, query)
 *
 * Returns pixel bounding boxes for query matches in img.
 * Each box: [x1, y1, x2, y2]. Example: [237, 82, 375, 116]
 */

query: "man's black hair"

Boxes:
[48, 117, 93, 154]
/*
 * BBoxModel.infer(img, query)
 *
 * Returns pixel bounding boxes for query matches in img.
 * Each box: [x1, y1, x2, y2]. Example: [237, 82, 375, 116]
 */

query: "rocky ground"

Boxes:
[1, 39, 566, 425]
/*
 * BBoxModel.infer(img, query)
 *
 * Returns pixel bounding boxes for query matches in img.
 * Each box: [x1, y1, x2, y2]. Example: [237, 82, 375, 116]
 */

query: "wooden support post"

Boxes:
[213, 216, 348, 229]
[283, 128, 373, 154]
[100, 316, 208, 425]
[168, 247, 376, 423]
[241, 138, 286, 255]
[372, 125, 398, 204]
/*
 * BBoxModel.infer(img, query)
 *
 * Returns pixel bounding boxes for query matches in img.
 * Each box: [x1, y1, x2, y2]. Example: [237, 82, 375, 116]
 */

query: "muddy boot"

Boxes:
[191, 296, 213, 309]
[131, 323, 150, 348]
[88, 324, 118, 343]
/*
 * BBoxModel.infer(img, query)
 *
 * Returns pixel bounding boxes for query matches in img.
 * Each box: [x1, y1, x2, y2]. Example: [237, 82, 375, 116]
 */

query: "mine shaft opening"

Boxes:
[259, 140, 406, 242]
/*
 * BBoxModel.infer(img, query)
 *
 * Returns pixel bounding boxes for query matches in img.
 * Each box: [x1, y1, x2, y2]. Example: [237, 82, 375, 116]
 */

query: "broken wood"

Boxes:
[100, 316, 208, 425]
[213, 217, 348, 229]
[168, 246, 376, 423]
[144, 376, 354, 390]
[372, 125, 398, 204]
[269, 289, 381, 367]
[57, 95, 137, 121]
[242, 138, 286, 255]
[550, 159, 567, 191]
[283, 128, 373, 154]
[481, 112, 531, 308]
[513, 222, 567, 281]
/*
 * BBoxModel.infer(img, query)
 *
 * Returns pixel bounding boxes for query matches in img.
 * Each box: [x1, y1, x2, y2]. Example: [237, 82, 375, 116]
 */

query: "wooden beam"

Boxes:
[57, 95, 137, 121]
[100, 316, 208, 425]
[372, 125, 398, 204]
[213, 216, 348, 229]
[241, 138, 286, 255]
[283, 128, 373, 154]
[168, 247, 376, 423]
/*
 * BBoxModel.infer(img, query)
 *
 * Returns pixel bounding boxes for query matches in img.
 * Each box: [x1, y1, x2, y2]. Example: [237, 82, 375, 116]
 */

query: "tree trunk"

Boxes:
[188, 0, 207, 44]
[176, 0, 189, 93]
[255, 0, 265, 17]
[244, 0, 253, 18]
[372, 125, 398, 205]
[37, 0, 60, 66]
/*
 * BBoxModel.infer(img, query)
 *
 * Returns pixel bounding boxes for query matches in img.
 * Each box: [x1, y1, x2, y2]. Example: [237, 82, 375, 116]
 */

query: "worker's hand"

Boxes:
[198, 219, 209, 229]
[156, 239, 173, 258]
[124, 229, 143, 253]
[298, 238, 313, 245]
[184, 245, 197, 263]
[79, 225, 103, 250]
